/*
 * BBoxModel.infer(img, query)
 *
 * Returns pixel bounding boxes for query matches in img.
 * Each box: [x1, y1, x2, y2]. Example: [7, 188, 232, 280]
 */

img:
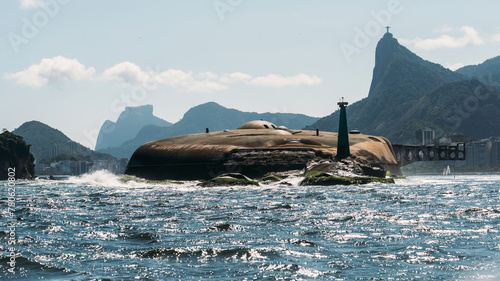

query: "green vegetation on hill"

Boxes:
[0, 130, 35, 180]
[456, 56, 500, 91]
[393, 79, 500, 142]
[13, 121, 115, 162]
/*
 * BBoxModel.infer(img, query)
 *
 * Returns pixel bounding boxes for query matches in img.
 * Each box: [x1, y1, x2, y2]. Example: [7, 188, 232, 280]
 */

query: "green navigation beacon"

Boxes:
[336, 97, 350, 160]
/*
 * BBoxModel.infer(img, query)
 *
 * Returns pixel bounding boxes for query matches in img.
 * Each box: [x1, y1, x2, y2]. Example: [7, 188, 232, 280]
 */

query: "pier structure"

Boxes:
[392, 143, 466, 166]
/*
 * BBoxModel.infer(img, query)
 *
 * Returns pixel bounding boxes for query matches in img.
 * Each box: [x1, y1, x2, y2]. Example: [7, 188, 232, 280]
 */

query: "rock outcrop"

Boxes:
[0, 131, 35, 180]
[199, 173, 259, 187]
[300, 157, 394, 186]
[300, 171, 394, 186]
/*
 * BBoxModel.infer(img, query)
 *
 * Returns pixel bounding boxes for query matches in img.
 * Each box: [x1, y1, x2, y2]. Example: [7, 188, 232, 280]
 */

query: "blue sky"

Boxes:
[2, 0, 500, 149]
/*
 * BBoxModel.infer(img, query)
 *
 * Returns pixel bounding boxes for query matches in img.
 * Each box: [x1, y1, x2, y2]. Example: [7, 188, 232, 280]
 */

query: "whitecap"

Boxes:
[66, 170, 146, 188]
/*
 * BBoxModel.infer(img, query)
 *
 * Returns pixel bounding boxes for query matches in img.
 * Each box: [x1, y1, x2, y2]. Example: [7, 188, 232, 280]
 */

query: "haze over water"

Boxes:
[1, 172, 500, 280]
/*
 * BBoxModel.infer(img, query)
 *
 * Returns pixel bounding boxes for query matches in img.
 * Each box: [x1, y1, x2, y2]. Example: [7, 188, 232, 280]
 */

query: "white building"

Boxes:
[416, 128, 435, 145]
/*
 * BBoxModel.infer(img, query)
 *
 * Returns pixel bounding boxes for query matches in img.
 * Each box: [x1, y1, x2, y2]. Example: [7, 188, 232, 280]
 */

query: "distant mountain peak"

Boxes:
[368, 33, 420, 97]
[15, 121, 70, 142]
[189, 102, 224, 111]
[95, 104, 171, 151]
[122, 104, 154, 116]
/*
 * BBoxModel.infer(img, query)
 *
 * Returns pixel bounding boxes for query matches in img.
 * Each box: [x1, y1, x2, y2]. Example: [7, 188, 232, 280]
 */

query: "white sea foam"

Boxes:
[64, 169, 197, 190]
[66, 170, 148, 188]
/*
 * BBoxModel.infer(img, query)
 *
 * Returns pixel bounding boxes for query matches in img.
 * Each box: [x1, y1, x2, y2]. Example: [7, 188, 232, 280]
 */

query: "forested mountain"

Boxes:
[456, 56, 500, 91]
[13, 121, 115, 162]
[306, 32, 500, 144]
[392, 79, 500, 141]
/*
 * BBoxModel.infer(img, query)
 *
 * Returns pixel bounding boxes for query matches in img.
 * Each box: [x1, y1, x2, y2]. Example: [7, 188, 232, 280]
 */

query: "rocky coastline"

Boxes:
[0, 130, 35, 180]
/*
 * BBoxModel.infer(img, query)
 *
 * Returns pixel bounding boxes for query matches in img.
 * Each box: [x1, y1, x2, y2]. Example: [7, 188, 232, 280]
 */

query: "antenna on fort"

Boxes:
[385, 26, 390, 33]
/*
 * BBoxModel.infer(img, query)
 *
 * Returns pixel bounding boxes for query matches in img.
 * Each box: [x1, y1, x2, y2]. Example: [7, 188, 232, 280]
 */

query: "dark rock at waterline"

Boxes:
[288, 238, 317, 247]
[198, 173, 259, 187]
[208, 223, 243, 231]
[300, 171, 394, 186]
[301, 157, 395, 186]
[259, 174, 284, 183]
[307, 157, 387, 178]
[210, 223, 232, 231]
[0, 130, 35, 180]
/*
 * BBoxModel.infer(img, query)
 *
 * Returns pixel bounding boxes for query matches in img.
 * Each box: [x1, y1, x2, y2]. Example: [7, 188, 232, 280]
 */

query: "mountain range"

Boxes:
[10, 103, 319, 165]
[305, 32, 500, 144]
[97, 102, 320, 159]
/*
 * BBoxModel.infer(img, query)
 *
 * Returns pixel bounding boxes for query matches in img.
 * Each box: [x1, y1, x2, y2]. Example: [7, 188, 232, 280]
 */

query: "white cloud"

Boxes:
[3, 56, 95, 88]
[403, 26, 484, 50]
[250, 73, 322, 87]
[492, 34, 500, 42]
[19, 0, 44, 9]
[219, 72, 252, 84]
[100, 64, 227, 92]
[100, 61, 152, 85]
[155, 69, 195, 88]
[98, 64, 320, 92]
[154, 70, 231, 92]
[4, 56, 322, 91]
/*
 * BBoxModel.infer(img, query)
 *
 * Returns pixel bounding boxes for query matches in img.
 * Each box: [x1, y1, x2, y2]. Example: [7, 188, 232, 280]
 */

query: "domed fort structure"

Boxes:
[125, 119, 400, 180]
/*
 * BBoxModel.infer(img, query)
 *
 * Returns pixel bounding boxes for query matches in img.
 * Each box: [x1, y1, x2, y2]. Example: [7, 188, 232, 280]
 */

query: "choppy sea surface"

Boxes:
[1, 171, 500, 280]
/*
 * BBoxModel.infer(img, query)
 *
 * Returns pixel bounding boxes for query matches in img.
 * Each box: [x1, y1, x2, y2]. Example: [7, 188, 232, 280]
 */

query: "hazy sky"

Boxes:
[2, 0, 500, 149]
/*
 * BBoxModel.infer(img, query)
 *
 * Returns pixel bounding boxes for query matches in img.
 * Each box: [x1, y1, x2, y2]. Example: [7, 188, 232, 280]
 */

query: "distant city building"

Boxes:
[490, 138, 500, 166]
[415, 128, 435, 145]
[62, 160, 71, 174]
[437, 135, 452, 145]
[67, 141, 77, 155]
[37, 156, 127, 176]
[49, 143, 58, 158]
[78, 161, 88, 175]
[465, 138, 500, 166]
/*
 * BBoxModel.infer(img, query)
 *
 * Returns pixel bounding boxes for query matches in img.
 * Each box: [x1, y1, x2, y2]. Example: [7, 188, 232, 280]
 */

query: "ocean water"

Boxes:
[1, 171, 500, 280]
